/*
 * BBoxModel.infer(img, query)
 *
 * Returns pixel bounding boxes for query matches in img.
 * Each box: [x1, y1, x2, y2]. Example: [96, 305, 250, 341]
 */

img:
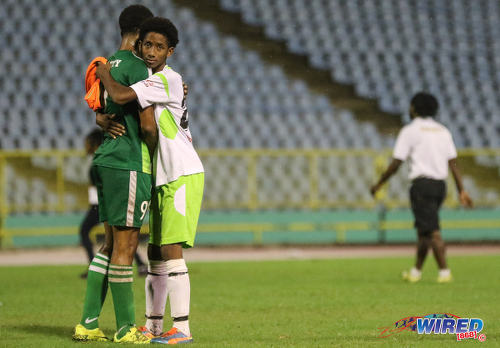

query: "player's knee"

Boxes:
[431, 230, 443, 242]
[111, 239, 134, 261]
[116, 240, 137, 258]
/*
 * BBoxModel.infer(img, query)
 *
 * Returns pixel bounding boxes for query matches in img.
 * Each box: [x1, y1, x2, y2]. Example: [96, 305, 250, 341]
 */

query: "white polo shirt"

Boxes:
[130, 66, 204, 187]
[393, 117, 457, 180]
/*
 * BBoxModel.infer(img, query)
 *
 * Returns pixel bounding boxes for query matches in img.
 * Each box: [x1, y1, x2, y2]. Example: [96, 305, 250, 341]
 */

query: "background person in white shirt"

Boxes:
[371, 92, 473, 283]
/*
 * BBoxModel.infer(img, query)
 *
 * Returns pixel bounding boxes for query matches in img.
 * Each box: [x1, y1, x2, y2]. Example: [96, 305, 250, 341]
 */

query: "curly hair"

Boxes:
[138, 17, 179, 48]
[410, 92, 439, 117]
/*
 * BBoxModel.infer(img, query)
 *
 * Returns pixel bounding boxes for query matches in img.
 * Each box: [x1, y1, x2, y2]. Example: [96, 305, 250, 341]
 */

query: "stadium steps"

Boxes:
[172, 0, 402, 137]
[173, 0, 499, 195]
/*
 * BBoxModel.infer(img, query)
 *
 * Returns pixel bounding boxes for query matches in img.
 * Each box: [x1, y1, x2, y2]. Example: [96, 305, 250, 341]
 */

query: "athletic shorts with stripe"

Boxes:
[149, 173, 204, 248]
[91, 165, 152, 228]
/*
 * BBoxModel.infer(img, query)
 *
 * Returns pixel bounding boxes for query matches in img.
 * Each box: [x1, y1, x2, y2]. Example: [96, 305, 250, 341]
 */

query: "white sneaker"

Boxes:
[402, 268, 421, 283]
[437, 269, 452, 283]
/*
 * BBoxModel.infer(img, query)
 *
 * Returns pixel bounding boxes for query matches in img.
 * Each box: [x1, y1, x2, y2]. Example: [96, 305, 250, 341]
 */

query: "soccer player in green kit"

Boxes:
[73, 5, 156, 344]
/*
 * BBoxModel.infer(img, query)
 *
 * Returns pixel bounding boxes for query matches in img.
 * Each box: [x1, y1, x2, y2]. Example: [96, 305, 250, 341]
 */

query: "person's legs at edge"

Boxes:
[80, 206, 99, 263]
[431, 229, 452, 282]
[416, 231, 431, 270]
[79, 206, 101, 278]
[430, 230, 446, 269]
[405, 230, 430, 282]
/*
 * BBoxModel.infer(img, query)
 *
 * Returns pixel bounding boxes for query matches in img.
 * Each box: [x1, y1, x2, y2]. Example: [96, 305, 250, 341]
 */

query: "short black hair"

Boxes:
[410, 92, 439, 117]
[139, 17, 179, 48]
[119, 5, 154, 36]
[86, 128, 103, 148]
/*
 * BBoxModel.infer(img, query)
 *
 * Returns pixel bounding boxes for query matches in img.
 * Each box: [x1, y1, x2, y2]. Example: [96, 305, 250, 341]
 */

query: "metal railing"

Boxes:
[0, 148, 499, 246]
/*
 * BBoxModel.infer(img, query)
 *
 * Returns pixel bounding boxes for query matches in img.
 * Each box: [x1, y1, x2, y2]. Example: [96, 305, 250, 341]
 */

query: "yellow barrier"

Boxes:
[0, 148, 499, 246]
[1, 148, 499, 212]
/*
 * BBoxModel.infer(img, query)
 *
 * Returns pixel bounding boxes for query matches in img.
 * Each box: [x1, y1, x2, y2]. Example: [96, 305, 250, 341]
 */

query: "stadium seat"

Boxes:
[220, 0, 500, 149]
[0, 0, 497, 210]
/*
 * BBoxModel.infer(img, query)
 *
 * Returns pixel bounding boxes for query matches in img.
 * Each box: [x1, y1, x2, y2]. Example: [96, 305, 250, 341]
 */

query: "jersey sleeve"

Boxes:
[393, 127, 411, 161]
[130, 71, 183, 109]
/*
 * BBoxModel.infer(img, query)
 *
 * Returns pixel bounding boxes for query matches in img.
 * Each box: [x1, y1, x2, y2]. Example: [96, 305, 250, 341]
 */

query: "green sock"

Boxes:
[109, 264, 135, 339]
[80, 253, 109, 329]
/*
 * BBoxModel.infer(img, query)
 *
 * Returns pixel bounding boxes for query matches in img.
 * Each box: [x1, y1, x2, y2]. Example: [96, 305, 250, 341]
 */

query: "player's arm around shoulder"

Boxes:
[95, 62, 138, 105]
[131, 69, 183, 108]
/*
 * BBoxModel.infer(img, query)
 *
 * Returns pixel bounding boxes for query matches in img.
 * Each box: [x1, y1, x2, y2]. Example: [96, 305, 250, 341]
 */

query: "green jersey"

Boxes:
[93, 50, 152, 174]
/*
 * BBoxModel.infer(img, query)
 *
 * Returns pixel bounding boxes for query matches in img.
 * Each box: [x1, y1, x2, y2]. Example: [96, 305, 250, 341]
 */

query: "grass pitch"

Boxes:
[0, 254, 499, 347]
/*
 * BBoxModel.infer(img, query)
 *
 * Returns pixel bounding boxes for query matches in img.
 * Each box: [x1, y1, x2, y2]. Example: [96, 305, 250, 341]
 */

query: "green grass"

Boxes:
[0, 255, 499, 347]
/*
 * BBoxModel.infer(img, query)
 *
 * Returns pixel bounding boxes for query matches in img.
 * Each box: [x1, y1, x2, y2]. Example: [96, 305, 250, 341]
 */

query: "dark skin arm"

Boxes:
[370, 159, 403, 196]
[96, 62, 190, 105]
[96, 62, 137, 105]
[95, 63, 157, 155]
[95, 112, 126, 139]
[448, 158, 473, 207]
[139, 106, 158, 159]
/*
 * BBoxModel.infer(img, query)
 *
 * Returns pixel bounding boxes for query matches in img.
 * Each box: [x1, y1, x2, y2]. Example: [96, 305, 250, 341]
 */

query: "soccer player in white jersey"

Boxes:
[96, 17, 203, 344]
[370, 92, 473, 283]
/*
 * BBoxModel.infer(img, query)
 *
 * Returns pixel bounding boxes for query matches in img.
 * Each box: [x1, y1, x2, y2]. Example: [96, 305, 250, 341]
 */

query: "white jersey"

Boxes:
[393, 117, 457, 180]
[131, 66, 204, 187]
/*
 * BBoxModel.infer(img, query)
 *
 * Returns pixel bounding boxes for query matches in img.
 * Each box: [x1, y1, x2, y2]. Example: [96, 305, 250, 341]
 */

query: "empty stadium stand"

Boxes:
[0, 0, 497, 213]
[219, 0, 500, 150]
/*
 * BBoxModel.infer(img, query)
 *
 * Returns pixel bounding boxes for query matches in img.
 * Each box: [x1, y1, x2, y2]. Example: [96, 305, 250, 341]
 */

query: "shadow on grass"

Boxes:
[15, 324, 71, 339]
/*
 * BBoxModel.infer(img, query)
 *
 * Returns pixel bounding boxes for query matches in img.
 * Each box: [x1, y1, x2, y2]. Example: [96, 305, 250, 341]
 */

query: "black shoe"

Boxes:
[80, 271, 88, 279]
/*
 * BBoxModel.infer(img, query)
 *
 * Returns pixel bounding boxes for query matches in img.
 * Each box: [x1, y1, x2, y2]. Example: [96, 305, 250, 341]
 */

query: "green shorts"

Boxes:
[91, 165, 152, 228]
[149, 173, 204, 248]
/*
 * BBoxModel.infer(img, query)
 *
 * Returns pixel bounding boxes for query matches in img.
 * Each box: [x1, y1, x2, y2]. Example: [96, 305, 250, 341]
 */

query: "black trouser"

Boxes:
[410, 178, 446, 234]
[80, 205, 100, 263]
[79, 205, 145, 266]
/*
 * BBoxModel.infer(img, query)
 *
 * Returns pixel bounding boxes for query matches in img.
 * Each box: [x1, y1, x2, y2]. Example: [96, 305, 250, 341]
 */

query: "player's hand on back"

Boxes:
[183, 83, 188, 98]
[459, 190, 473, 208]
[96, 113, 125, 139]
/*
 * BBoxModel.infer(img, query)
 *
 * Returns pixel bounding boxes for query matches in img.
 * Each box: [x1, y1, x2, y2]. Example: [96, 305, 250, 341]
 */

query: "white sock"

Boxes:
[166, 259, 190, 337]
[439, 268, 451, 277]
[410, 267, 422, 277]
[145, 260, 169, 336]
